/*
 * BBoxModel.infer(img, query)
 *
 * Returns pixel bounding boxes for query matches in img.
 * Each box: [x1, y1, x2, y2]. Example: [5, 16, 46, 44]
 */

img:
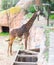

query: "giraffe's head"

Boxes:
[36, 11, 40, 15]
[34, 10, 40, 16]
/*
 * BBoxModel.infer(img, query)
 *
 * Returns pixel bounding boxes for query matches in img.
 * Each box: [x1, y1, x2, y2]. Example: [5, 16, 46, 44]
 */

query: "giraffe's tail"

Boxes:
[5, 39, 10, 41]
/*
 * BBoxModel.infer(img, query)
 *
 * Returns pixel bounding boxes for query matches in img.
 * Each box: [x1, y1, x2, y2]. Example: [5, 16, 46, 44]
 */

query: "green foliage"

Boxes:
[28, 5, 36, 13]
[42, 0, 47, 3]
[1, 0, 19, 10]
[42, 6, 49, 17]
[42, 0, 54, 11]
[45, 29, 50, 46]
[44, 28, 51, 61]
[25, 13, 33, 19]
[42, 0, 52, 4]
[2, 0, 12, 10]
[12, 0, 19, 6]
[44, 27, 54, 61]
[0, 32, 9, 36]
[50, 14, 54, 19]
[50, 3, 54, 11]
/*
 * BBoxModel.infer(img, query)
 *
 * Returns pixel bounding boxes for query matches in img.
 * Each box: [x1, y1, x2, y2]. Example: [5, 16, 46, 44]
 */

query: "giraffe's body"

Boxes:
[10, 25, 27, 37]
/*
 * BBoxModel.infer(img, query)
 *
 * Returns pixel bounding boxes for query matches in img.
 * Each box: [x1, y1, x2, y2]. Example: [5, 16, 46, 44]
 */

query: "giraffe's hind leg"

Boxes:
[8, 35, 15, 55]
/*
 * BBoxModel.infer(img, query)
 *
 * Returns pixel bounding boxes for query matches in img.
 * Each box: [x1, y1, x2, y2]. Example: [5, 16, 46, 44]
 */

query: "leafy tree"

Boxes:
[28, 5, 36, 13]
[1, 0, 19, 10]
[50, 3, 54, 11]
[2, 0, 12, 10]
[42, 0, 52, 4]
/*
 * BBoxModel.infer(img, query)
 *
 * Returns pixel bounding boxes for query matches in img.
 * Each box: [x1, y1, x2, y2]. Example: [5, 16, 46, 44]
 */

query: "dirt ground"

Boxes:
[0, 36, 20, 65]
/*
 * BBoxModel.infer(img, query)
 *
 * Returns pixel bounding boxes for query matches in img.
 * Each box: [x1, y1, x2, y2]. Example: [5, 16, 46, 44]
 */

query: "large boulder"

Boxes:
[16, 0, 35, 10]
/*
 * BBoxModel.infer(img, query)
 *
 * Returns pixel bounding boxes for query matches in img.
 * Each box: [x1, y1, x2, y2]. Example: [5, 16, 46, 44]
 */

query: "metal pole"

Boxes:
[37, 6, 39, 21]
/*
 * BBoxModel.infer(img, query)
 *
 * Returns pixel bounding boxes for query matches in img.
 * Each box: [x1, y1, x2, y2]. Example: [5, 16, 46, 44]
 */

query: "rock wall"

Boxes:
[27, 26, 46, 52]
[16, 0, 35, 10]
[0, 0, 35, 32]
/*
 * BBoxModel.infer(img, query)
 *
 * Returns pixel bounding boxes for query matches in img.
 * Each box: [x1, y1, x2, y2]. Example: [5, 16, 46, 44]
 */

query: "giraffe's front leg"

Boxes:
[24, 32, 29, 49]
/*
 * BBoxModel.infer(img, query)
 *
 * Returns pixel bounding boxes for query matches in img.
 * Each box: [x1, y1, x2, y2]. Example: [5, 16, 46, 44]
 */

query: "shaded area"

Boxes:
[2, 26, 9, 32]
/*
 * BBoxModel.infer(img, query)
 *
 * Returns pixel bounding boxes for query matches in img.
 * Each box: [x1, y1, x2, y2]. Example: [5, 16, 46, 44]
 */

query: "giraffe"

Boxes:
[8, 11, 40, 55]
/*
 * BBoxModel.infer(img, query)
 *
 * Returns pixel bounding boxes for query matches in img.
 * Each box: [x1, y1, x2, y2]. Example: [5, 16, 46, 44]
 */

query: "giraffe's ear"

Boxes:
[36, 11, 40, 15]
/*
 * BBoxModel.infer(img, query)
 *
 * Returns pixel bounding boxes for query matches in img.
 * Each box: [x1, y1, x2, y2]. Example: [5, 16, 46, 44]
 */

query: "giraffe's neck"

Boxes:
[25, 12, 37, 31]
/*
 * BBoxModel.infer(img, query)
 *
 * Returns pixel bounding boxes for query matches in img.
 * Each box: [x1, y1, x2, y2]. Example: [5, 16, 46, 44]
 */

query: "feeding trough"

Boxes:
[13, 50, 39, 65]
